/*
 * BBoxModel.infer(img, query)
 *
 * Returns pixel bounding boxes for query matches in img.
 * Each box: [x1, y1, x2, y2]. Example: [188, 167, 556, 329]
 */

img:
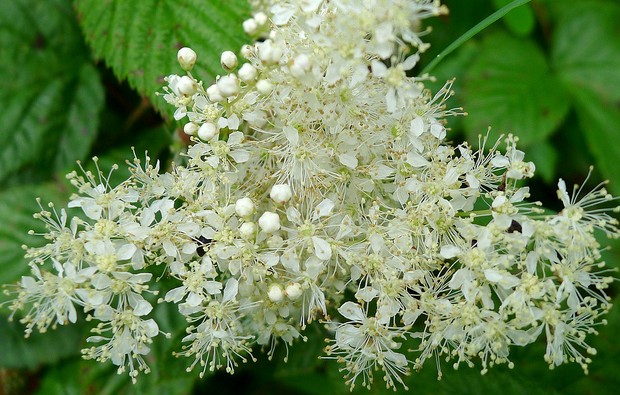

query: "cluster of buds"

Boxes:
[6, 0, 619, 390]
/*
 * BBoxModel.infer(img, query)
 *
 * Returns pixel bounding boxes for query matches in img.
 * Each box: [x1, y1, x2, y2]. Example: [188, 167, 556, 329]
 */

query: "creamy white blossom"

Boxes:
[5, 0, 619, 390]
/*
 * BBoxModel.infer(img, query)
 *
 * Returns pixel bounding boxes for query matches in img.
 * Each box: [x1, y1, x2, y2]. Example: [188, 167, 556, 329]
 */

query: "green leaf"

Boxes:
[569, 88, 620, 194]
[462, 32, 570, 147]
[0, 0, 104, 184]
[0, 318, 84, 369]
[492, 0, 535, 37]
[75, 0, 250, 115]
[525, 141, 558, 184]
[551, 0, 620, 102]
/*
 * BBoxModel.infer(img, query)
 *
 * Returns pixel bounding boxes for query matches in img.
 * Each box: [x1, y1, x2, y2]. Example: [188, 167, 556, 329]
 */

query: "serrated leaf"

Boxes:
[75, 0, 250, 115]
[569, 88, 620, 194]
[462, 32, 570, 147]
[0, 0, 104, 184]
[551, 0, 620, 102]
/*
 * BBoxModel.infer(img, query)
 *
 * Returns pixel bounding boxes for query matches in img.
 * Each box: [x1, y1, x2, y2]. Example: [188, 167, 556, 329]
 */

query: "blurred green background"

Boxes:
[1, 0, 619, 394]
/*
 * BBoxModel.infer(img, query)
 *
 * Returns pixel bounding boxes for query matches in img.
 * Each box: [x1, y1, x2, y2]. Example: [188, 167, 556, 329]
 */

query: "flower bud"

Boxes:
[285, 283, 303, 300]
[197, 122, 219, 141]
[217, 74, 239, 97]
[239, 222, 256, 238]
[183, 122, 199, 136]
[235, 197, 255, 217]
[240, 45, 253, 59]
[177, 76, 197, 96]
[177, 47, 197, 70]
[258, 211, 281, 233]
[238, 63, 258, 82]
[258, 40, 283, 65]
[254, 12, 268, 26]
[268, 284, 284, 303]
[291, 54, 311, 77]
[270, 184, 292, 204]
[256, 79, 273, 95]
[206, 84, 224, 102]
[220, 51, 238, 71]
[243, 18, 258, 34]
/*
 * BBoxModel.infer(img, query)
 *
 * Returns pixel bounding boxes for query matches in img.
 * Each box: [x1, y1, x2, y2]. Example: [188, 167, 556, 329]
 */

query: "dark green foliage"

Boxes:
[74, 0, 251, 114]
[0, 0, 104, 183]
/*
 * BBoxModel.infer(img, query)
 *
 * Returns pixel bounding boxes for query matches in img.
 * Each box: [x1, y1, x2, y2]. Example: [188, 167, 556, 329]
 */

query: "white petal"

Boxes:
[338, 153, 358, 169]
[283, 126, 299, 145]
[229, 149, 250, 163]
[314, 198, 335, 218]
[338, 301, 365, 322]
[227, 131, 244, 145]
[312, 236, 332, 260]
[117, 243, 137, 260]
[223, 278, 238, 303]
[410, 117, 425, 137]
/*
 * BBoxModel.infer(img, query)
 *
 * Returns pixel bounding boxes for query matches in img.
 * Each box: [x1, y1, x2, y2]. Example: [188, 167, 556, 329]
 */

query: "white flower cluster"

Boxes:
[6, 0, 620, 390]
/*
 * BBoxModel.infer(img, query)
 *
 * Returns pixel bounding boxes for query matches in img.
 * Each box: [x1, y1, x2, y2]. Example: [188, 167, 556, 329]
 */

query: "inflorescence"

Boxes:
[5, 0, 619, 390]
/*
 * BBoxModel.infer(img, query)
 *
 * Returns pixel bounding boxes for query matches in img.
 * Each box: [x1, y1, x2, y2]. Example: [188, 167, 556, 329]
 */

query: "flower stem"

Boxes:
[421, 0, 532, 75]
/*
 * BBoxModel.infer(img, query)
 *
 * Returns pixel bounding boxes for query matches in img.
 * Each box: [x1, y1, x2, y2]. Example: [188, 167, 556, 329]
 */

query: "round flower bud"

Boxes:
[177, 47, 197, 70]
[270, 184, 292, 204]
[235, 197, 255, 217]
[258, 41, 283, 65]
[268, 284, 284, 303]
[285, 283, 303, 301]
[290, 54, 311, 78]
[240, 45, 253, 59]
[197, 122, 219, 141]
[243, 18, 258, 35]
[254, 12, 268, 26]
[258, 211, 280, 233]
[220, 51, 238, 71]
[256, 79, 273, 95]
[183, 122, 199, 136]
[239, 222, 256, 239]
[216, 74, 239, 97]
[206, 84, 224, 102]
[177, 76, 197, 96]
[238, 63, 258, 82]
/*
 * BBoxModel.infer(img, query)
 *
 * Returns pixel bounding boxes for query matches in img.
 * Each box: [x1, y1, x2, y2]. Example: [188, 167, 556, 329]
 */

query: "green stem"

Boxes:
[421, 0, 532, 75]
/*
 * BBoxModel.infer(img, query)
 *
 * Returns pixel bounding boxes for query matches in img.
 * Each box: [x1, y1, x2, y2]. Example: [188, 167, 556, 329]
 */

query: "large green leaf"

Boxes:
[0, 318, 84, 369]
[569, 88, 620, 194]
[550, 0, 620, 193]
[75, 0, 251, 115]
[492, 0, 535, 37]
[0, 0, 104, 184]
[551, 0, 620, 102]
[462, 32, 570, 147]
